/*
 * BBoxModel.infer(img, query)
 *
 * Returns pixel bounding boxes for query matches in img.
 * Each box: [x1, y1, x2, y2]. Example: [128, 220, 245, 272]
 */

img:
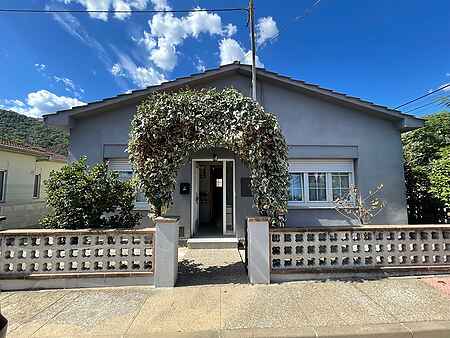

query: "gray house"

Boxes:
[44, 63, 423, 240]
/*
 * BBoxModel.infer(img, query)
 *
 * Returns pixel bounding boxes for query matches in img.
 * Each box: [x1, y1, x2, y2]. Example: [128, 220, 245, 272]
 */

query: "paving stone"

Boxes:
[222, 327, 317, 338]
[315, 323, 412, 338]
[126, 286, 221, 334]
[177, 248, 248, 286]
[1, 290, 69, 331]
[354, 278, 450, 322]
[31, 288, 148, 337]
[7, 291, 80, 337]
[403, 320, 450, 338]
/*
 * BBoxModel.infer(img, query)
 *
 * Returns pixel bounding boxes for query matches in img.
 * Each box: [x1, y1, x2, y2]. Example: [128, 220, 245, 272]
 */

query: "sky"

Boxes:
[0, 0, 449, 118]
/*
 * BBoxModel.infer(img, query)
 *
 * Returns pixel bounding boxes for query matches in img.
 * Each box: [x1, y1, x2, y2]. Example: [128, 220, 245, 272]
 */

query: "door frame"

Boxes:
[190, 158, 236, 237]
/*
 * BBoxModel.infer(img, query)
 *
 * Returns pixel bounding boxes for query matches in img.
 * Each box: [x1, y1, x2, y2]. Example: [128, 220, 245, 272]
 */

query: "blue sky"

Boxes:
[0, 0, 449, 118]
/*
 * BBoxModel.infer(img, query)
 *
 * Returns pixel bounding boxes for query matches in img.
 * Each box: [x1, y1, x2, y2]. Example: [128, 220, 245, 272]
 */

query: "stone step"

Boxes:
[187, 237, 238, 249]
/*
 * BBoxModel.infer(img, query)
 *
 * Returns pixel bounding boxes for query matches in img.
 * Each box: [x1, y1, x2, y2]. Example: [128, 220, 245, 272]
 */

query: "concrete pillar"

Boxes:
[154, 217, 179, 288]
[247, 217, 270, 284]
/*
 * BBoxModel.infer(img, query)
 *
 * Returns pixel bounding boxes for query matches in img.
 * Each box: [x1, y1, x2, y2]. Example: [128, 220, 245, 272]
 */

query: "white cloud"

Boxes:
[35, 63, 47, 72]
[57, 0, 150, 21]
[224, 23, 237, 37]
[1, 90, 86, 117]
[438, 82, 450, 92]
[150, 0, 170, 11]
[141, 5, 239, 71]
[111, 63, 125, 76]
[182, 9, 223, 38]
[53, 76, 85, 97]
[219, 38, 263, 67]
[256, 16, 279, 46]
[113, 51, 166, 88]
[194, 57, 206, 73]
[50, 9, 114, 70]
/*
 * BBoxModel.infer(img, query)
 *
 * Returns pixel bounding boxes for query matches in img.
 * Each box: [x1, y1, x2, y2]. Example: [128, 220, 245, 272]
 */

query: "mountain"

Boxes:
[0, 109, 68, 155]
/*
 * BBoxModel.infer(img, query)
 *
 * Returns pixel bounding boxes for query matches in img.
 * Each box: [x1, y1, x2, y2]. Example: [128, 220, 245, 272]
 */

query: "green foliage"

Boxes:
[40, 157, 141, 229]
[0, 109, 68, 155]
[129, 88, 289, 225]
[429, 146, 450, 206]
[402, 112, 450, 223]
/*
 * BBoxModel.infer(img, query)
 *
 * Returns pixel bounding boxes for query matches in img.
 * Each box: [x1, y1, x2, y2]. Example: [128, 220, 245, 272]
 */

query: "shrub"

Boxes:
[40, 157, 141, 229]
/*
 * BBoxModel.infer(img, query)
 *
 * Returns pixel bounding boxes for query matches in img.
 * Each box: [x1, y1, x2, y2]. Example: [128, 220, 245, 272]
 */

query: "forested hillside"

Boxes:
[0, 109, 68, 155]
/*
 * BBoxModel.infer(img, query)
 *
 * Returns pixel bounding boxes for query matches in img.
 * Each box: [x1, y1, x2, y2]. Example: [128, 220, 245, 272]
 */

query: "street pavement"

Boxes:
[2, 248, 450, 337]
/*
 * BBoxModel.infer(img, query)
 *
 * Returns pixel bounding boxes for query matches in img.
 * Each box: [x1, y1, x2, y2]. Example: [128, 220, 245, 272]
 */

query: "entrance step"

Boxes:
[187, 237, 238, 249]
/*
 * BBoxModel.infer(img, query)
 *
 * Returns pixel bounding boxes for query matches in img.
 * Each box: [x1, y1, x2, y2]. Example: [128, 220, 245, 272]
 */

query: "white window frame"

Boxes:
[288, 159, 355, 208]
[0, 170, 6, 203]
[107, 159, 149, 211]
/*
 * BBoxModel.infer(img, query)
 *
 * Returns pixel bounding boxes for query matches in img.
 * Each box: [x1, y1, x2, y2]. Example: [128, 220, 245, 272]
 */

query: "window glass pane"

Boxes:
[308, 173, 327, 201]
[136, 190, 147, 202]
[289, 173, 303, 201]
[0, 171, 4, 201]
[33, 174, 41, 198]
[117, 171, 133, 182]
[332, 172, 350, 200]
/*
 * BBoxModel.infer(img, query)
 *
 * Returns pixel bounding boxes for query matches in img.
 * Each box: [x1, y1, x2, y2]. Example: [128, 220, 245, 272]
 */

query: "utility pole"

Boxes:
[249, 0, 257, 101]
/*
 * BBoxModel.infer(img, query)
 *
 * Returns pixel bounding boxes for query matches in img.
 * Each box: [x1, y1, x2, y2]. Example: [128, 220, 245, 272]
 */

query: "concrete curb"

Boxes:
[120, 321, 450, 338]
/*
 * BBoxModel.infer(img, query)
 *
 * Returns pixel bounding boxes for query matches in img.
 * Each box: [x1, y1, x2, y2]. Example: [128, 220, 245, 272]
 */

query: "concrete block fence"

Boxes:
[246, 219, 450, 283]
[0, 217, 179, 290]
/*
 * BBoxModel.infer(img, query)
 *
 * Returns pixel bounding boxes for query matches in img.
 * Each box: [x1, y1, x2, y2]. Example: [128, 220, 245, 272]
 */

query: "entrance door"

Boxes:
[191, 159, 235, 237]
[191, 162, 200, 236]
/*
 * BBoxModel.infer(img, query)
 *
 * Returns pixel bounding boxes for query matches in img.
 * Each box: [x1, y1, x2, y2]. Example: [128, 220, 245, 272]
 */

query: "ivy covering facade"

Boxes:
[128, 88, 289, 225]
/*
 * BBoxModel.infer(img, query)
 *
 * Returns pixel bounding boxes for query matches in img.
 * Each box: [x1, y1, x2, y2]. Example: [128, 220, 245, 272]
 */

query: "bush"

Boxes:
[402, 112, 450, 223]
[40, 157, 141, 229]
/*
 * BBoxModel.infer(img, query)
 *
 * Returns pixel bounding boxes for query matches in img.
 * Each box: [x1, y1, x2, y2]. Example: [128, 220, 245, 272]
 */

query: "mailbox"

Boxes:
[180, 182, 190, 195]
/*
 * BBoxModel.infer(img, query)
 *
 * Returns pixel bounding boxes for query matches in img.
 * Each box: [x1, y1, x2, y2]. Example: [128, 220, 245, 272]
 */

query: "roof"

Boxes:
[0, 139, 66, 162]
[44, 62, 423, 131]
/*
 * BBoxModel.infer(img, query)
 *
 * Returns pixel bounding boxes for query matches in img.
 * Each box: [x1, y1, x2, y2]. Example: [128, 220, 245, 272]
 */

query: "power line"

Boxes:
[262, 0, 322, 47]
[295, 0, 321, 21]
[0, 7, 248, 14]
[394, 83, 450, 110]
[404, 95, 449, 114]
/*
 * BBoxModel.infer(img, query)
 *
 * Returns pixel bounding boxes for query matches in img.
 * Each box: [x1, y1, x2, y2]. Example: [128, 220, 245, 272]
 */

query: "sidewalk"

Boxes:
[2, 248, 450, 337]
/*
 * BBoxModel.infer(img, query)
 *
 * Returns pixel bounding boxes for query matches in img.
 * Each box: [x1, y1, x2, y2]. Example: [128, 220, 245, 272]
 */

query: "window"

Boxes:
[308, 173, 327, 201]
[0, 170, 6, 202]
[289, 173, 304, 201]
[332, 172, 350, 200]
[33, 173, 41, 198]
[288, 160, 354, 207]
[107, 159, 148, 209]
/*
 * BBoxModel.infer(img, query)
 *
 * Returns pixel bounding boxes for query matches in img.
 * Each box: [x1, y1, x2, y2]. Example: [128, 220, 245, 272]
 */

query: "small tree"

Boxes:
[334, 184, 385, 225]
[40, 157, 141, 229]
[429, 146, 450, 207]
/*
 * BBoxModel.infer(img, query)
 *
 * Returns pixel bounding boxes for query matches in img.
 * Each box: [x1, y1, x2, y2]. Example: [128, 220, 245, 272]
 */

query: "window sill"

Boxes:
[134, 203, 149, 211]
[288, 203, 356, 210]
[288, 204, 336, 210]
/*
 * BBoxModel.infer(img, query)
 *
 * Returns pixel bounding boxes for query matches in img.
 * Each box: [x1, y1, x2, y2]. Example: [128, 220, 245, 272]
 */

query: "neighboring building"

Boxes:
[44, 63, 424, 239]
[0, 140, 66, 229]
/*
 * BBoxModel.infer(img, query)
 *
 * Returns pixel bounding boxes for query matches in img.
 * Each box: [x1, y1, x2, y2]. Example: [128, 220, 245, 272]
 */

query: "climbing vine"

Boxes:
[128, 88, 289, 225]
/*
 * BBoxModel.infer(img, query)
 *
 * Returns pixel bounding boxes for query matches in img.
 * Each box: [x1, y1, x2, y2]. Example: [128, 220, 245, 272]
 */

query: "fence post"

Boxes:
[247, 217, 270, 284]
[154, 217, 179, 288]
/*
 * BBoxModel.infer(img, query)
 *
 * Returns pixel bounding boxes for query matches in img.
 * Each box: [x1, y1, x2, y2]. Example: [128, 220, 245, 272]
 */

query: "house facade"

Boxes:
[0, 141, 66, 229]
[44, 63, 423, 239]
